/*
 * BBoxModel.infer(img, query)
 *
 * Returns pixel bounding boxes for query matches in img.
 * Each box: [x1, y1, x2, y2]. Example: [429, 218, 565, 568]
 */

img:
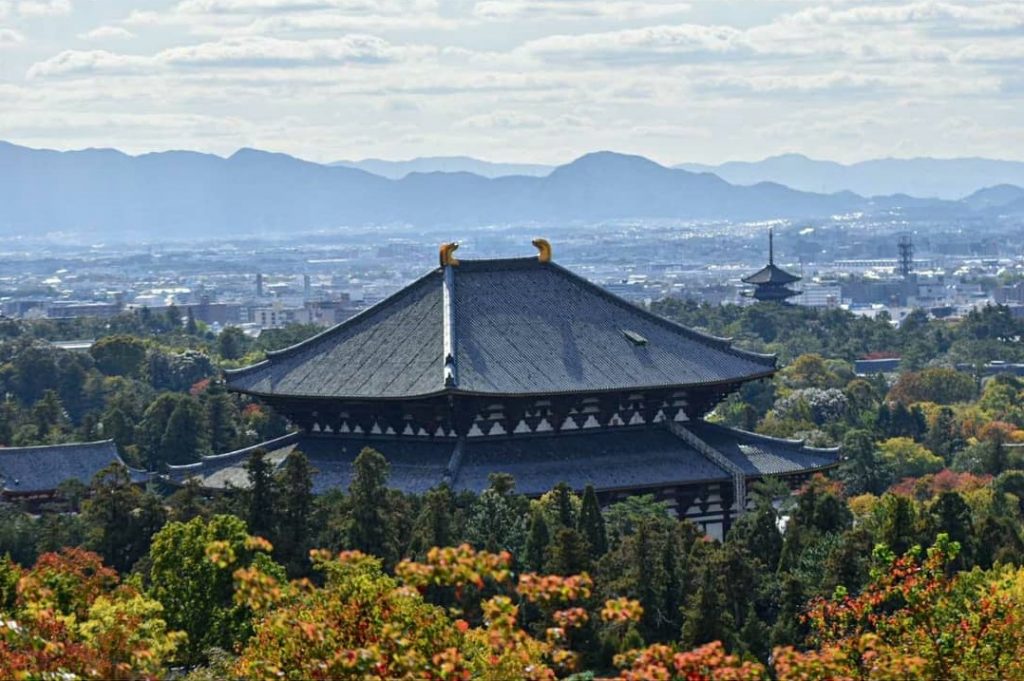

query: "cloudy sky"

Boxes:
[1, 0, 1022, 164]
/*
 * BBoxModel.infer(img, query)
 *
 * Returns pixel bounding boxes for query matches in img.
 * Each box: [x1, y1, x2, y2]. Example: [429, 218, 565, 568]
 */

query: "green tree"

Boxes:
[465, 474, 528, 557]
[90, 335, 148, 377]
[217, 327, 248, 361]
[578, 484, 607, 558]
[82, 464, 165, 573]
[148, 514, 278, 664]
[681, 560, 734, 649]
[347, 447, 393, 562]
[274, 451, 314, 575]
[838, 429, 886, 495]
[245, 449, 277, 540]
[544, 526, 590, 576]
[158, 398, 209, 466]
[878, 436, 943, 481]
[204, 386, 239, 454]
[185, 308, 199, 336]
[524, 507, 550, 572]
[410, 485, 455, 557]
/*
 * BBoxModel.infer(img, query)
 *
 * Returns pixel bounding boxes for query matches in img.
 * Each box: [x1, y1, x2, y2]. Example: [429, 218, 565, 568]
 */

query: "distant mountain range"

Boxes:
[331, 156, 551, 179]
[1, 141, 1021, 239]
[676, 154, 1024, 200]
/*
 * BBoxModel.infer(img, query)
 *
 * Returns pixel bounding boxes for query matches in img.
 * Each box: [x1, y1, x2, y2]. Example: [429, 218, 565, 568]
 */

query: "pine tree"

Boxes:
[204, 386, 239, 453]
[545, 527, 590, 576]
[551, 482, 576, 528]
[348, 447, 393, 562]
[159, 398, 209, 466]
[411, 485, 454, 556]
[275, 451, 314, 575]
[630, 519, 664, 639]
[185, 307, 199, 335]
[245, 449, 276, 540]
[658, 529, 683, 640]
[680, 560, 733, 649]
[524, 507, 550, 572]
[578, 484, 607, 558]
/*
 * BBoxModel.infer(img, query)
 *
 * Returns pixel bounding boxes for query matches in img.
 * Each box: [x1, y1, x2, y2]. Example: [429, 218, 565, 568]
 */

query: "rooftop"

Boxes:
[0, 440, 144, 495]
[227, 246, 775, 401]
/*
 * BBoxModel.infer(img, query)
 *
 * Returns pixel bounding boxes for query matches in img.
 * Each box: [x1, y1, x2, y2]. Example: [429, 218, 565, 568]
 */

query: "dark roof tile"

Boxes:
[0, 440, 131, 494]
[227, 257, 774, 399]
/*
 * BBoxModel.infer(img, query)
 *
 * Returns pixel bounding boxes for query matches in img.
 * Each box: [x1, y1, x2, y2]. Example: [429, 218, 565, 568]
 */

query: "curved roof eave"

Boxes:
[229, 369, 777, 402]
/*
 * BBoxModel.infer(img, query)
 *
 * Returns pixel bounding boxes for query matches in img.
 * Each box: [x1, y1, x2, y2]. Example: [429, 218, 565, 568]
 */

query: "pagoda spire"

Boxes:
[741, 227, 801, 303]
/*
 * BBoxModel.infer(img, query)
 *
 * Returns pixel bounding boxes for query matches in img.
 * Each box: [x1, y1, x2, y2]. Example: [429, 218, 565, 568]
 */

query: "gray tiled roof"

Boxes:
[742, 263, 801, 285]
[165, 433, 301, 489]
[454, 427, 730, 495]
[170, 421, 838, 496]
[227, 257, 774, 399]
[292, 436, 452, 495]
[0, 440, 133, 494]
[686, 421, 839, 477]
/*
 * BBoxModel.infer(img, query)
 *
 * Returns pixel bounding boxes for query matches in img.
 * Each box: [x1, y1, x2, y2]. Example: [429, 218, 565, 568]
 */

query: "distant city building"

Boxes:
[742, 229, 802, 303]
[795, 283, 843, 308]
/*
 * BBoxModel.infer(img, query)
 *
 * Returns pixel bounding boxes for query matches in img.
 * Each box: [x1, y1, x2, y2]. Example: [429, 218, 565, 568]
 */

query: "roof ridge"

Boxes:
[0, 439, 116, 453]
[694, 420, 840, 452]
[225, 267, 443, 378]
[442, 263, 458, 388]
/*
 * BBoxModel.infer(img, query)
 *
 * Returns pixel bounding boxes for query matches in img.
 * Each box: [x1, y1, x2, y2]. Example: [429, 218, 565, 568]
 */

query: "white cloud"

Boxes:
[27, 50, 151, 78]
[159, 34, 427, 66]
[78, 26, 136, 41]
[29, 34, 432, 78]
[0, 26, 24, 46]
[522, 24, 749, 64]
[173, 0, 434, 13]
[17, 0, 71, 16]
[473, 0, 690, 22]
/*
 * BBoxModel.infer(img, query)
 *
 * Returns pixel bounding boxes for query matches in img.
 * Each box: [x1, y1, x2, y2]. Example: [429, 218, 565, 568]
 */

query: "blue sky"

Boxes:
[1, 1, 1022, 164]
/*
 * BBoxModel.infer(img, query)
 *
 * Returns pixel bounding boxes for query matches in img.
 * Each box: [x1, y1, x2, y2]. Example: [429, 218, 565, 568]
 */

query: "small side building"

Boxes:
[0, 440, 146, 502]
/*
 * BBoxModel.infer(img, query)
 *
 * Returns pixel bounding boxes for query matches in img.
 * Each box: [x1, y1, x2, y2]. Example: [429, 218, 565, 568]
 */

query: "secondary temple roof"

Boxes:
[0, 440, 145, 496]
[226, 253, 775, 400]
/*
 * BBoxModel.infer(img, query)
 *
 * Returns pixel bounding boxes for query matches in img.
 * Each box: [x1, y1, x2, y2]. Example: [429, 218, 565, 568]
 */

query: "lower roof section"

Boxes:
[456, 428, 728, 495]
[686, 421, 840, 477]
[167, 421, 839, 496]
[0, 440, 146, 495]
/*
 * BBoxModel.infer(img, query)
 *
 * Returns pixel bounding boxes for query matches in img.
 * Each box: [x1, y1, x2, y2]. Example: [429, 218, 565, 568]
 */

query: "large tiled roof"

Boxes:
[227, 256, 775, 400]
[0, 440, 141, 494]
[686, 421, 839, 477]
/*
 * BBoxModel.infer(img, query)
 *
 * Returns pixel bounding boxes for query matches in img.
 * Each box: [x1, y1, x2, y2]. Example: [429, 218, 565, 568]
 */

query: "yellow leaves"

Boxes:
[232, 566, 284, 612]
[245, 535, 274, 553]
[601, 597, 643, 624]
[516, 573, 593, 606]
[395, 544, 512, 591]
[204, 540, 236, 569]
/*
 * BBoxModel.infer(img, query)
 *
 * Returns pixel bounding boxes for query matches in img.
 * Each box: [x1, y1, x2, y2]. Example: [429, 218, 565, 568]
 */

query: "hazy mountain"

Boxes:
[677, 154, 1024, 200]
[961, 184, 1024, 211]
[0, 141, 1006, 239]
[332, 156, 552, 179]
